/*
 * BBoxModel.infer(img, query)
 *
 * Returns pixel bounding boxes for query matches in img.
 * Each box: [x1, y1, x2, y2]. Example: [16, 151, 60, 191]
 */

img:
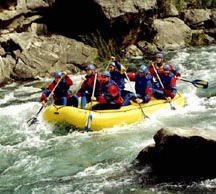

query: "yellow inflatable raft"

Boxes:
[43, 91, 185, 131]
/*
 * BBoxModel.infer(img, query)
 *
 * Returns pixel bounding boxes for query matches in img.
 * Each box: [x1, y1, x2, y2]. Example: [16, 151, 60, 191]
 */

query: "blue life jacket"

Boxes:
[110, 71, 125, 90]
[160, 72, 177, 94]
[135, 73, 153, 98]
[110, 61, 125, 90]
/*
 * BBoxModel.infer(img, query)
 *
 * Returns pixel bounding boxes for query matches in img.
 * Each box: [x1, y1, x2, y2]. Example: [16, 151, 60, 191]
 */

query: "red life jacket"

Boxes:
[97, 80, 123, 104]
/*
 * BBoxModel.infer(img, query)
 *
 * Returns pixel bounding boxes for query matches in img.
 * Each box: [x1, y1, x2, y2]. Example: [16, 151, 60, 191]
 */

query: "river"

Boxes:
[0, 46, 215, 193]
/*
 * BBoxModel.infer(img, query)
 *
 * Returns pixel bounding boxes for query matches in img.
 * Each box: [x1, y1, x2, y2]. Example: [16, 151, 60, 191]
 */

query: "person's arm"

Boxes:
[111, 56, 126, 74]
[115, 61, 125, 74]
[144, 80, 153, 102]
[40, 82, 54, 104]
[148, 65, 155, 76]
[62, 71, 73, 86]
[169, 77, 177, 99]
[76, 81, 86, 97]
[169, 64, 181, 79]
[126, 73, 136, 81]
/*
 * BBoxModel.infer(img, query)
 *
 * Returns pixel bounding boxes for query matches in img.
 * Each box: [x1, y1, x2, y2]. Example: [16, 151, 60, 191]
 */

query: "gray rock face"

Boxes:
[0, 56, 15, 85]
[132, 127, 216, 183]
[0, 33, 98, 81]
[95, 0, 157, 19]
[182, 9, 211, 28]
[152, 17, 192, 50]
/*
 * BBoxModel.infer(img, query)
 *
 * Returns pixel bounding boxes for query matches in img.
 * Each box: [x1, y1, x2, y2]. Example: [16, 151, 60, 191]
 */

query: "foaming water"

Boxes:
[0, 47, 216, 193]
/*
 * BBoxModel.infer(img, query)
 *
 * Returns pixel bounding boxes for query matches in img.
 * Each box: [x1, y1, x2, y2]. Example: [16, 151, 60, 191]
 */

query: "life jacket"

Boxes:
[149, 62, 164, 76]
[149, 62, 181, 77]
[77, 74, 101, 97]
[100, 80, 123, 104]
[135, 73, 153, 98]
[53, 79, 71, 99]
[84, 74, 96, 95]
[159, 72, 177, 97]
[110, 70, 125, 90]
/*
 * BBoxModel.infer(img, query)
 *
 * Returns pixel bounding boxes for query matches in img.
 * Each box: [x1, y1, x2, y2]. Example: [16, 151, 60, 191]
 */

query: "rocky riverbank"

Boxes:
[1, 0, 216, 85]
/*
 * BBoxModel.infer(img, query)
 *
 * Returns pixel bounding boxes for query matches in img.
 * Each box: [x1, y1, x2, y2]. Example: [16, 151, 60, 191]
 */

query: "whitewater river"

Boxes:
[0, 46, 216, 193]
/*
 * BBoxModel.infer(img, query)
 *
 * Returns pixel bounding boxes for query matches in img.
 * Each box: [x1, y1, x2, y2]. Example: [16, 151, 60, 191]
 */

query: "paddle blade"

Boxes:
[27, 117, 38, 127]
[170, 104, 176, 110]
[84, 114, 92, 131]
[192, 80, 208, 89]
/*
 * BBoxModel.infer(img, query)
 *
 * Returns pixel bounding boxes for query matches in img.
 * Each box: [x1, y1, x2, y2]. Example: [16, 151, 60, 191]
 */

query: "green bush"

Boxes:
[78, 30, 124, 68]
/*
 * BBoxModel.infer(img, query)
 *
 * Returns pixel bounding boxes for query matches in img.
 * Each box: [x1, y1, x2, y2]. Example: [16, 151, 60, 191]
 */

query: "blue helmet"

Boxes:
[138, 65, 148, 73]
[163, 64, 170, 71]
[101, 71, 111, 77]
[54, 71, 62, 78]
[109, 62, 116, 67]
[86, 64, 96, 70]
[156, 53, 164, 59]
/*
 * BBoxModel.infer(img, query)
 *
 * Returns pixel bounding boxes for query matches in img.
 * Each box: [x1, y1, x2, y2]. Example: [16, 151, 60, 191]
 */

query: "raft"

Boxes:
[43, 91, 185, 131]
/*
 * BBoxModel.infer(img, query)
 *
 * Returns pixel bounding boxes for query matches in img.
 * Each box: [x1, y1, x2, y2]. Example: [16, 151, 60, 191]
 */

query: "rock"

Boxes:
[0, 33, 98, 83]
[152, 17, 192, 50]
[132, 127, 216, 184]
[137, 41, 160, 56]
[181, 9, 211, 28]
[13, 34, 98, 79]
[191, 29, 215, 45]
[95, 0, 157, 19]
[124, 44, 143, 58]
[168, 3, 179, 16]
[0, 55, 15, 85]
[160, 1, 179, 17]
[1, 0, 216, 86]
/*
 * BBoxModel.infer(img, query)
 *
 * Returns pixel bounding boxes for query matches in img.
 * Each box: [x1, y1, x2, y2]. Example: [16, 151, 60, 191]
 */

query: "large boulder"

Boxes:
[0, 0, 54, 34]
[0, 32, 98, 82]
[132, 127, 216, 184]
[181, 9, 211, 29]
[95, 0, 157, 19]
[0, 56, 15, 85]
[191, 29, 215, 45]
[152, 17, 192, 50]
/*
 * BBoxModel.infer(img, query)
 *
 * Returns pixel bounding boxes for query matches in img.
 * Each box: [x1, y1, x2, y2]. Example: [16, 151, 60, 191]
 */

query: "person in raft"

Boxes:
[76, 64, 101, 109]
[121, 65, 153, 106]
[148, 53, 181, 80]
[108, 56, 127, 97]
[153, 64, 177, 101]
[40, 71, 78, 107]
[91, 71, 123, 110]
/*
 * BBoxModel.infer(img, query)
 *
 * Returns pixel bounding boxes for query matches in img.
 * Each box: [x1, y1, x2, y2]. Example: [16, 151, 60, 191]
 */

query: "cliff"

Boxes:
[1, 0, 216, 85]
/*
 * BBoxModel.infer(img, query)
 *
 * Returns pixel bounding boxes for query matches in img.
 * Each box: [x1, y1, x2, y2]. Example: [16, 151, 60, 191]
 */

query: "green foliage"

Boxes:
[78, 30, 124, 69]
[212, 0, 216, 7]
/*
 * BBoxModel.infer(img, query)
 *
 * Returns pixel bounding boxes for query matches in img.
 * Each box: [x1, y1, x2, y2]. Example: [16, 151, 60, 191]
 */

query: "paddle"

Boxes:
[74, 77, 86, 94]
[151, 63, 176, 110]
[124, 72, 149, 119]
[84, 73, 97, 131]
[27, 75, 63, 127]
[180, 78, 208, 89]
